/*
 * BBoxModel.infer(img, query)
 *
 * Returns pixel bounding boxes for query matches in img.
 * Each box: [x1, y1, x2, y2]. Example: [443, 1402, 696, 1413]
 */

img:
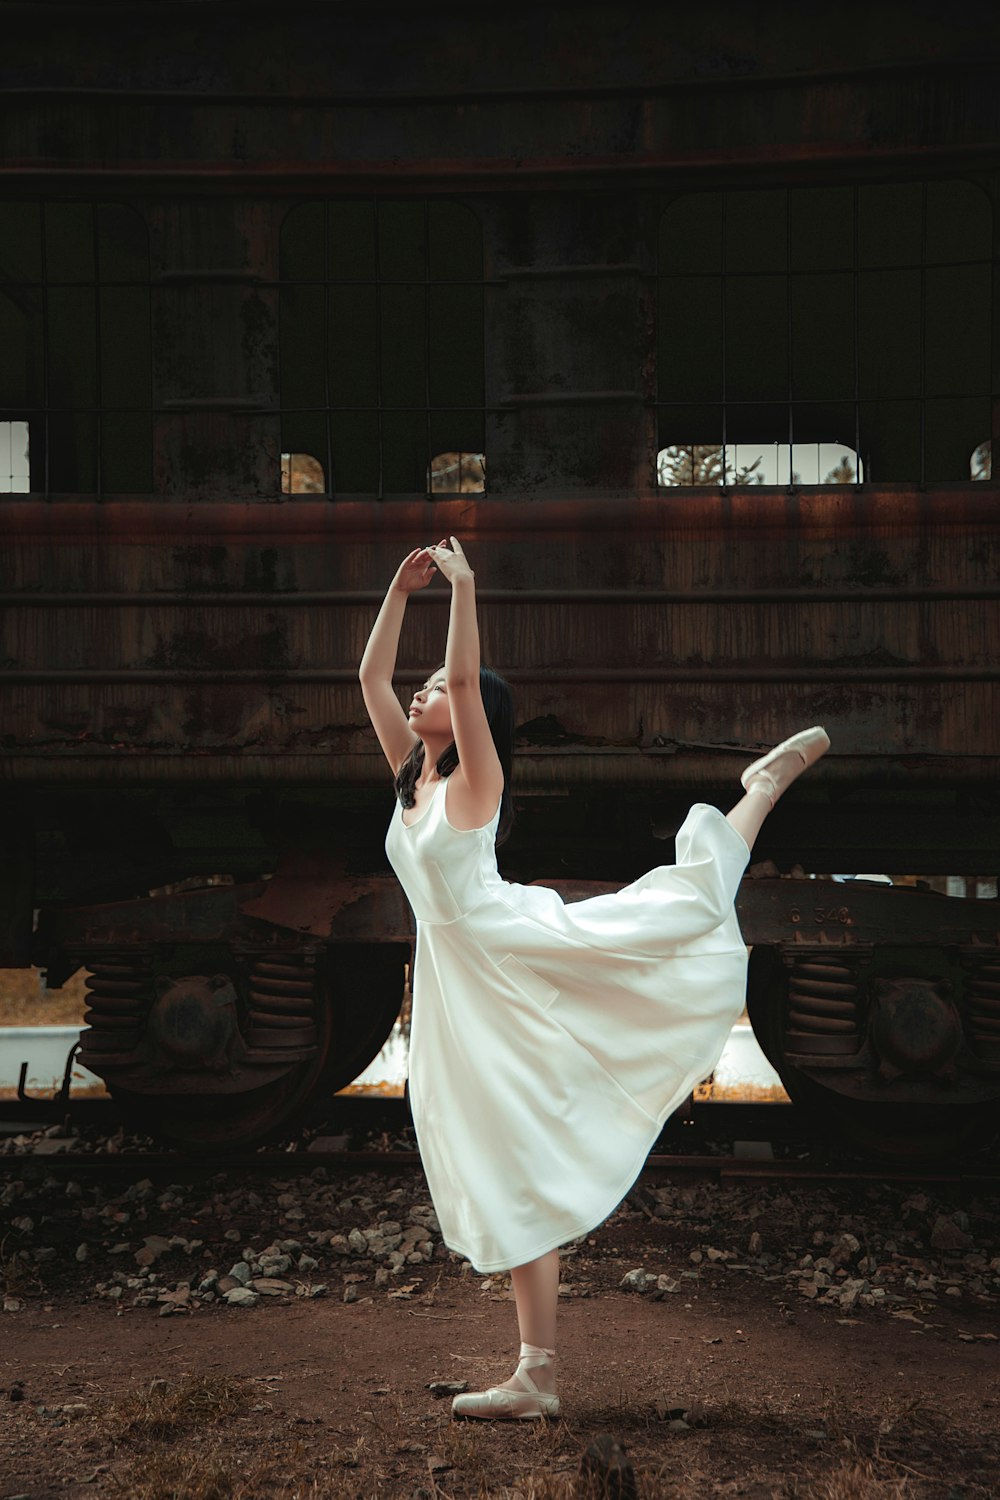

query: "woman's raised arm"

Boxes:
[431, 537, 504, 823]
[358, 546, 439, 775]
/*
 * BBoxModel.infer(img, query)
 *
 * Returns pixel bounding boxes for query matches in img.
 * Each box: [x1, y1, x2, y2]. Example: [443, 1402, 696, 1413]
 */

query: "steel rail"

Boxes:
[2, 1093, 995, 1183]
[2, 1148, 997, 1187]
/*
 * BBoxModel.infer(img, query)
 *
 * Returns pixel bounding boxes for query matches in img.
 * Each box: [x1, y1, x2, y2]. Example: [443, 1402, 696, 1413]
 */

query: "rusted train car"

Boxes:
[1, 1, 998, 1155]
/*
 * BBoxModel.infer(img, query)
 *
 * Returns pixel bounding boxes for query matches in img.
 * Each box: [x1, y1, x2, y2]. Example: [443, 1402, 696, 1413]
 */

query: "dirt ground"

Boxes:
[2, 1155, 998, 1500]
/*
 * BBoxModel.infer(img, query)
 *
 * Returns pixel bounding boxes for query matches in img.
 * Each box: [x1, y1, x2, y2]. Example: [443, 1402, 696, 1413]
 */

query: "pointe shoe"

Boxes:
[451, 1342, 561, 1421]
[740, 727, 830, 808]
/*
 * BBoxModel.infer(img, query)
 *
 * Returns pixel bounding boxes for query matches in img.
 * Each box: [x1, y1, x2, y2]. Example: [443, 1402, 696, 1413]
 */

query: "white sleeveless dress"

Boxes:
[384, 777, 751, 1273]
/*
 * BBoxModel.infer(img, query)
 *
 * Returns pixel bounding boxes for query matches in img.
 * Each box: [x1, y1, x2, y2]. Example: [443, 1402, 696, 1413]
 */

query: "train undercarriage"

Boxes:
[7, 778, 998, 1159]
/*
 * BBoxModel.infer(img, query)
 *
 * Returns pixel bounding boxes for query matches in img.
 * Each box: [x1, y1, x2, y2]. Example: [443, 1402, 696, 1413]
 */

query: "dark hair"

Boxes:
[394, 664, 515, 846]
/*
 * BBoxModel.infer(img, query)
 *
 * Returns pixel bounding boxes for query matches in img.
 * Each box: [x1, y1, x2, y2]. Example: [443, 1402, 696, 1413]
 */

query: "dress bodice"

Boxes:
[384, 776, 503, 924]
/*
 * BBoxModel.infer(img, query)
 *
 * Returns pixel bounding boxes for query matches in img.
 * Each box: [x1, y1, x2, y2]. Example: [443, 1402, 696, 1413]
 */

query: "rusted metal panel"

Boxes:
[3, 488, 999, 537]
[2, 6, 1000, 187]
[37, 874, 415, 950]
[1, 492, 996, 786]
[736, 880, 1000, 950]
[238, 853, 416, 940]
[34, 872, 1000, 952]
[3, 1, 998, 101]
[147, 201, 280, 499]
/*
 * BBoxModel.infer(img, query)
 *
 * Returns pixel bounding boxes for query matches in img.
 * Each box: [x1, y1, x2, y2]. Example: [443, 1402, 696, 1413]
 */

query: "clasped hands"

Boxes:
[393, 536, 474, 594]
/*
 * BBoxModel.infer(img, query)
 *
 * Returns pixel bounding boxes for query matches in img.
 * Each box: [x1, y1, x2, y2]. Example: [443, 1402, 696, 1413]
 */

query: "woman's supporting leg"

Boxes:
[493, 1249, 560, 1394]
[511, 1249, 559, 1349]
[451, 1249, 562, 1418]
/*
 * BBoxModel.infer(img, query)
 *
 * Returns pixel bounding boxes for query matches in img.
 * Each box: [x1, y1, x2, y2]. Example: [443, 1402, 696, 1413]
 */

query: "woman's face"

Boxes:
[407, 671, 451, 738]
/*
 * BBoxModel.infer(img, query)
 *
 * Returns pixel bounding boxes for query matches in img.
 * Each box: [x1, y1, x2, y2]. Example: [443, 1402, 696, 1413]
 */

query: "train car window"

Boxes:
[657, 181, 994, 486]
[0, 420, 30, 490]
[429, 451, 485, 493]
[0, 201, 152, 495]
[281, 452, 326, 493]
[971, 440, 991, 479]
[279, 199, 484, 498]
[657, 441, 862, 487]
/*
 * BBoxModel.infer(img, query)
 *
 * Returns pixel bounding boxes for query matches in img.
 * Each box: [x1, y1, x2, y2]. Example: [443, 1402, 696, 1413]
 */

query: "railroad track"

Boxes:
[0, 1094, 804, 1141]
[3, 1147, 998, 1186]
[2, 1094, 997, 1184]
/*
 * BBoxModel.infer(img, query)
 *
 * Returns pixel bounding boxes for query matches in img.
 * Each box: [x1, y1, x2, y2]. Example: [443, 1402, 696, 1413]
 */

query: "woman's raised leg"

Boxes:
[727, 728, 831, 854]
[725, 785, 772, 853]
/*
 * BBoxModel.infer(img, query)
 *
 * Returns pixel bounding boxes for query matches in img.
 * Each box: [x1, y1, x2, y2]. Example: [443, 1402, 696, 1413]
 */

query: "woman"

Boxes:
[358, 536, 829, 1422]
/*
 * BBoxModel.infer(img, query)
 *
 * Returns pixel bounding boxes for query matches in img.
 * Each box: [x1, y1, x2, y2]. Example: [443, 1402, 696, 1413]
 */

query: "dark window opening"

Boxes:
[279, 200, 485, 498]
[0, 202, 152, 495]
[657, 181, 995, 486]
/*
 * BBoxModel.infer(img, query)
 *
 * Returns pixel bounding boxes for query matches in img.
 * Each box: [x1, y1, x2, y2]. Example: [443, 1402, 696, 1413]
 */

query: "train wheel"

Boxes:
[107, 943, 406, 1152]
[746, 946, 997, 1161]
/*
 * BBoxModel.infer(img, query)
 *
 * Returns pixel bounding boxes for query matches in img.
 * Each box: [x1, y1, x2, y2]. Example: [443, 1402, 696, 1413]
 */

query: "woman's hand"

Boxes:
[428, 536, 475, 585]
[391, 542, 445, 595]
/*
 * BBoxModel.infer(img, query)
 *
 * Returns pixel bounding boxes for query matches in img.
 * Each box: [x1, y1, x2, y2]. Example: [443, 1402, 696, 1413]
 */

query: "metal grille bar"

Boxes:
[656, 182, 995, 488]
[278, 196, 485, 501]
[0, 200, 152, 499]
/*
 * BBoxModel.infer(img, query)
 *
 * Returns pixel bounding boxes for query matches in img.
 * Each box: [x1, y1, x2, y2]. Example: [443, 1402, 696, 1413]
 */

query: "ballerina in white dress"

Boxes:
[359, 536, 829, 1422]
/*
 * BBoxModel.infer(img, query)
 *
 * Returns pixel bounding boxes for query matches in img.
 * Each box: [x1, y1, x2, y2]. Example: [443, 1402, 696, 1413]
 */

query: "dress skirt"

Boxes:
[385, 783, 751, 1273]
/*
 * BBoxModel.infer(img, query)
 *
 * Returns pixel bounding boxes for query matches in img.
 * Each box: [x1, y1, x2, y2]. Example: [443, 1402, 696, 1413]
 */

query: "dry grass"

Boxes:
[699, 1393, 785, 1436]
[472, 1477, 582, 1500]
[1, 1228, 45, 1300]
[57, 1447, 943, 1500]
[789, 1457, 912, 1499]
[813, 1384, 858, 1443]
[434, 1410, 576, 1496]
[101, 1442, 352, 1500]
[84, 1376, 342, 1500]
[873, 1393, 950, 1439]
[34, 1381, 978, 1500]
[465, 1456, 915, 1500]
[92, 1373, 253, 1445]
